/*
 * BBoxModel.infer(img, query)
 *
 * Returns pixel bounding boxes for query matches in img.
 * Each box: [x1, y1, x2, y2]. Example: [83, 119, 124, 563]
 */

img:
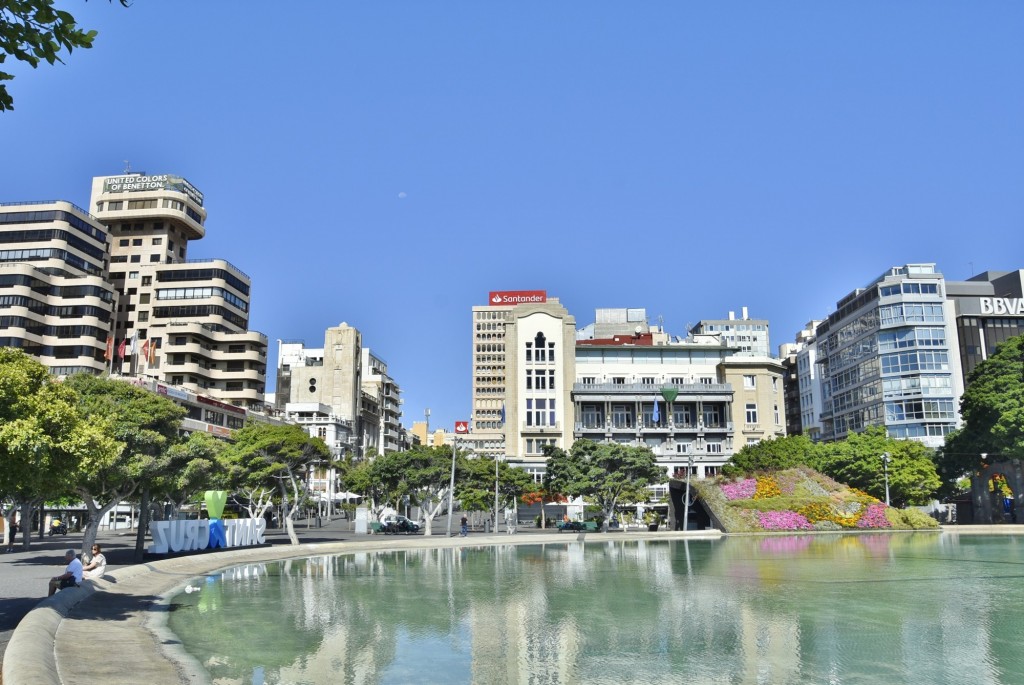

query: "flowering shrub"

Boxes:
[855, 503, 892, 529]
[797, 501, 835, 523]
[758, 510, 813, 530]
[722, 479, 757, 500]
[754, 476, 782, 499]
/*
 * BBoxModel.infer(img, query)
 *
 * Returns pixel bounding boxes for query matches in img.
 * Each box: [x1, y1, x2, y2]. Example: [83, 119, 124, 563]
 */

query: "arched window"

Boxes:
[534, 332, 547, 362]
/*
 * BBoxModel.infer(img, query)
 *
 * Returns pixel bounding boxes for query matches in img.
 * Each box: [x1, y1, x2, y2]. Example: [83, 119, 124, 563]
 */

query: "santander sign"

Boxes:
[489, 290, 547, 306]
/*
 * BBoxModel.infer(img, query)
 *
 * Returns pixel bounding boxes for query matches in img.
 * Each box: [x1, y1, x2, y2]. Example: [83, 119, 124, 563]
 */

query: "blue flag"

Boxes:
[500, 403, 506, 426]
[652, 399, 660, 424]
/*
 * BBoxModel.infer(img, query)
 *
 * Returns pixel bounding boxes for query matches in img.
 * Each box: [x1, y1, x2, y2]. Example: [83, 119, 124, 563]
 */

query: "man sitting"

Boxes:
[48, 549, 83, 596]
[82, 544, 106, 580]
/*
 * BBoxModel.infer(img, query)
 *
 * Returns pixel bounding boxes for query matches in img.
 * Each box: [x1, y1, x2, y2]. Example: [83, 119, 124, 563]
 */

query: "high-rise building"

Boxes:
[89, 173, 267, 408]
[361, 348, 406, 454]
[945, 270, 1024, 379]
[0, 201, 116, 375]
[779, 320, 822, 439]
[471, 291, 576, 478]
[814, 264, 963, 448]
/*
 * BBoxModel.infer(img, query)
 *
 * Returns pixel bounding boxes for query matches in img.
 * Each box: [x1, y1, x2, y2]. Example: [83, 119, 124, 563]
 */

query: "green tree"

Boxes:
[940, 334, 1024, 493]
[0, 349, 120, 550]
[546, 440, 664, 532]
[814, 426, 941, 507]
[225, 422, 332, 545]
[456, 456, 533, 530]
[723, 434, 821, 477]
[63, 373, 185, 554]
[1, 0, 129, 111]
[155, 431, 229, 516]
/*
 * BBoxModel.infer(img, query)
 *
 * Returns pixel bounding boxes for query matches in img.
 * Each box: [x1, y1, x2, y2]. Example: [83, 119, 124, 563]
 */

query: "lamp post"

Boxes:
[881, 452, 891, 506]
[445, 434, 458, 537]
[682, 453, 694, 531]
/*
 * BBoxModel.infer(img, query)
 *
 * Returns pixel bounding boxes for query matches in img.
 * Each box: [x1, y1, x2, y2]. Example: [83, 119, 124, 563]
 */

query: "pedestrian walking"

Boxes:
[460, 515, 468, 537]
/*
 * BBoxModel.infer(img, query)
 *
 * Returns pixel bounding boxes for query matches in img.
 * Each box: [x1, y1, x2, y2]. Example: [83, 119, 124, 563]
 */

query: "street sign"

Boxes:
[455, 421, 469, 434]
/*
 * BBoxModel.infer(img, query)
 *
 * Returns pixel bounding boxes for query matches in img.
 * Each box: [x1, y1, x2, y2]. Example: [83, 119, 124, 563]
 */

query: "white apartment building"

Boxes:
[89, 173, 267, 409]
[690, 307, 771, 356]
[0, 201, 116, 375]
[361, 348, 405, 454]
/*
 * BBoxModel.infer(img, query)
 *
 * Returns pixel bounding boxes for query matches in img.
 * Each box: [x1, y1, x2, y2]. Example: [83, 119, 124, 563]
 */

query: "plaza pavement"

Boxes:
[1, 517, 721, 685]
[4, 520, 1018, 685]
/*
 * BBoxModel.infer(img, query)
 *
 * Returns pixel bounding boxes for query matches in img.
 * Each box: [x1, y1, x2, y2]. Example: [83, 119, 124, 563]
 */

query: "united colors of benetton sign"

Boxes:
[489, 290, 547, 306]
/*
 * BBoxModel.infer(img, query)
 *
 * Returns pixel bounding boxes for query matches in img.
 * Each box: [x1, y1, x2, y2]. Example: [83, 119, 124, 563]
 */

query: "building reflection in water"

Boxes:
[168, 534, 1022, 684]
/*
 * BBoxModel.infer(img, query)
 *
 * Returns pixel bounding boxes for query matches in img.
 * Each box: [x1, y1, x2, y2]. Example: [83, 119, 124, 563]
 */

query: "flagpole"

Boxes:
[445, 434, 458, 537]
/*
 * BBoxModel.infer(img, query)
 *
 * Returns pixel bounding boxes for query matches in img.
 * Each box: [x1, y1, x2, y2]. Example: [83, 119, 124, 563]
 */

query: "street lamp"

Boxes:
[881, 452, 891, 506]
[682, 453, 694, 531]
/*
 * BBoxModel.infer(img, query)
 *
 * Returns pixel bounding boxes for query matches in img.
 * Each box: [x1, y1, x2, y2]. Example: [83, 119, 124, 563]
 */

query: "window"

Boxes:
[581, 376, 596, 385]
[771, 377, 778, 392]
[700, 377, 714, 385]
[534, 332, 547, 362]
[743, 375, 756, 389]
[150, 254, 161, 262]
[745, 403, 758, 423]
[152, 237, 162, 245]
[707, 442, 723, 454]
[107, 201, 123, 210]
[526, 370, 532, 390]
[702, 405, 720, 426]
[774, 404, 781, 425]
[549, 370, 555, 390]
[127, 199, 157, 210]
[613, 376, 626, 385]
[118, 239, 129, 246]
[642, 376, 655, 385]
[138, 312, 148, 322]
[141, 276, 152, 286]
[132, 238, 143, 246]
[128, 271, 139, 279]
[139, 293, 150, 304]
[129, 254, 141, 263]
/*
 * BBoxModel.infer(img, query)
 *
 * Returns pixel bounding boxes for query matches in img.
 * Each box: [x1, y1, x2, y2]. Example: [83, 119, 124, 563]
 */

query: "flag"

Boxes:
[104, 336, 114, 361]
[128, 331, 138, 356]
[141, 339, 150, 363]
[652, 399, 660, 424]
[500, 403, 506, 426]
[117, 339, 127, 359]
[148, 338, 157, 365]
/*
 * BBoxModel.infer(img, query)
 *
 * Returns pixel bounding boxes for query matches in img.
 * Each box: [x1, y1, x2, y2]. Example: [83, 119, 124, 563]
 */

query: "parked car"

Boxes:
[557, 520, 585, 532]
[382, 515, 421, 534]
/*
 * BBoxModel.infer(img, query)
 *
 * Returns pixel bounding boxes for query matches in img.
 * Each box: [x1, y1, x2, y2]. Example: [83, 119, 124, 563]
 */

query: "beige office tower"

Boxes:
[471, 291, 575, 480]
[89, 174, 267, 409]
[0, 201, 116, 375]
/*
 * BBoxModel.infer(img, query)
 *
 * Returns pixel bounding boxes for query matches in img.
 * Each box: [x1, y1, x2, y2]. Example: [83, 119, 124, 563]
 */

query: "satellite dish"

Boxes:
[635, 325, 642, 335]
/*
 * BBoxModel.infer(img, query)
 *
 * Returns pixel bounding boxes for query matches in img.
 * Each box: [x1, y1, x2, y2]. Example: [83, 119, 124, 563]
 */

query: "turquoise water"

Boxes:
[166, 534, 1024, 684]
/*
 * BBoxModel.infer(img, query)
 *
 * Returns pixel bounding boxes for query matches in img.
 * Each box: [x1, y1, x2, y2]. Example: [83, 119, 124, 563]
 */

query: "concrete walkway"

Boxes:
[1, 519, 721, 685]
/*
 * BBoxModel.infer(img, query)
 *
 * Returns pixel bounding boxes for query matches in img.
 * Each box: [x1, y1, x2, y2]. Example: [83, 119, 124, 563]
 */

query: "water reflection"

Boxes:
[167, 535, 1024, 684]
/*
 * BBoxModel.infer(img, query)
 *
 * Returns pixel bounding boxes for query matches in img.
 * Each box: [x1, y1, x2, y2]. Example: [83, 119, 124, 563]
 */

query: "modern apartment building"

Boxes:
[88, 173, 267, 408]
[814, 264, 963, 448]
[0, 201, 116, 375]
[779, 321, 822, 439]
[361, 348, 406, 454]
[690, 307, 771, 356]
[470, 291, 576, 477]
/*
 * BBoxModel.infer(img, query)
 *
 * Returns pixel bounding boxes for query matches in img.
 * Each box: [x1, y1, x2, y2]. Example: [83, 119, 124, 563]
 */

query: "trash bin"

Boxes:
[484, 520, 490, 534]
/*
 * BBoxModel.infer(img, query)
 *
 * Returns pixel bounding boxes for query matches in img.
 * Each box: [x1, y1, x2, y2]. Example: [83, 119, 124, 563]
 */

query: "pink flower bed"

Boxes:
[722, 479, 757, 500]
[758, 510, 813, 530]
[855, 503, 892, 529]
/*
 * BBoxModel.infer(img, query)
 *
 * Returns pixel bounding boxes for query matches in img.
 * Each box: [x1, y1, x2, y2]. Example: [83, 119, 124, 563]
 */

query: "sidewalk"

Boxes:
[0, 515, 526, 669]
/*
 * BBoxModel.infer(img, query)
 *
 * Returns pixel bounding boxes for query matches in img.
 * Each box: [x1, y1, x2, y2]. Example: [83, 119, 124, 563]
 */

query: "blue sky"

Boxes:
[3, 2, 1022, 433]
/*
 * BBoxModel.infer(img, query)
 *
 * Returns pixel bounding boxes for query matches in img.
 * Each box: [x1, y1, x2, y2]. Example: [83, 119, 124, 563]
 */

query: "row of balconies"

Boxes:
[573, 381, 733, 394]
[574, 420, 735, 433]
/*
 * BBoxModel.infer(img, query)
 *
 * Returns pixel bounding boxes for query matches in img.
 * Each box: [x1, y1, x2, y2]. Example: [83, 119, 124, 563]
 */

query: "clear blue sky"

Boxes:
[3, 2, 1022, 433]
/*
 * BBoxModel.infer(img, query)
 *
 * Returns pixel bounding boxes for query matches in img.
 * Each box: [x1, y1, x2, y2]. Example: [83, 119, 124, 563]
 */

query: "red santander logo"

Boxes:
[489, 290, 547, 306]
[455, 421, 470, 434]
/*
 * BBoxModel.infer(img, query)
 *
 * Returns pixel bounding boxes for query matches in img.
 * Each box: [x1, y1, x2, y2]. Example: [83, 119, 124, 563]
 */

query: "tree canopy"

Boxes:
[941, 334, 1024, 493]
[723, 434, 818, 477]
[63, 373, 185, 552]
[224, 422, 332, 544]
[0, 0, 129, 111]
[546, 440, 664, 531]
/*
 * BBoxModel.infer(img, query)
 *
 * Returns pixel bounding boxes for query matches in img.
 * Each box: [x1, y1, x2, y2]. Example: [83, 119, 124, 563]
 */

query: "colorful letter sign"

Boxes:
[488, 290, 547, 306]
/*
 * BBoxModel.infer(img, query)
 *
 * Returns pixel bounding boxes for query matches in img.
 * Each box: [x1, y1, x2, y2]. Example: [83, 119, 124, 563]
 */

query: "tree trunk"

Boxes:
[133, 488, 151, 563]
[19, 501, 33, 550]
[37, 501, 45, 541]
[280, 482, 299, 545]
[80, 498, 122, 557]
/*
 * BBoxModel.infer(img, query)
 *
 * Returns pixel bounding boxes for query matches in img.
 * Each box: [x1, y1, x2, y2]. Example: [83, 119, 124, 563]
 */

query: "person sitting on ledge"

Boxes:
[82, 544, 107, 580]
[48, 549, 83, 596]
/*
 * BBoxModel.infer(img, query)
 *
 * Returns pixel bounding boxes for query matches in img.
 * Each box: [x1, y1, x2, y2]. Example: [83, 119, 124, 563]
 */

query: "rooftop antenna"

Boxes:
[123, 160, 132, 174]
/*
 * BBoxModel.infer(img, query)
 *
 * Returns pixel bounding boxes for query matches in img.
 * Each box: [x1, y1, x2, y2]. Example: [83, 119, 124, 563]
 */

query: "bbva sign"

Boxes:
[980, 298, 1024, 316]
[148, 490, 267, 555]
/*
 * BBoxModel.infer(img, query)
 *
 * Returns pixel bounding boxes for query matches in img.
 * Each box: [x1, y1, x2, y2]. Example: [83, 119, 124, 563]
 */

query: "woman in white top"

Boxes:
[82, 544, 106, 579]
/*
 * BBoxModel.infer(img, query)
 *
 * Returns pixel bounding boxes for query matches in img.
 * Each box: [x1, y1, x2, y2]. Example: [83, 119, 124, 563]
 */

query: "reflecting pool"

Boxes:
[166, 534, 1024, 684]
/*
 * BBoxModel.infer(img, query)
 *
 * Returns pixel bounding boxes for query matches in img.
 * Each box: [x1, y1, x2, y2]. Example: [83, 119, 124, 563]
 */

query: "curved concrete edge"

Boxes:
[4, 530, 722, 685]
